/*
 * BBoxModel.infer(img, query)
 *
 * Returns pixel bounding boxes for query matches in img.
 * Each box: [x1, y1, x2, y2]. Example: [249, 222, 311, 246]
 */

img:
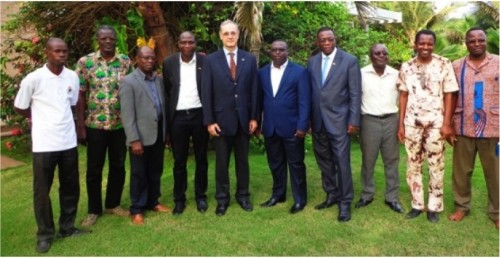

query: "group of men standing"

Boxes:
[13, 19, 498, 254]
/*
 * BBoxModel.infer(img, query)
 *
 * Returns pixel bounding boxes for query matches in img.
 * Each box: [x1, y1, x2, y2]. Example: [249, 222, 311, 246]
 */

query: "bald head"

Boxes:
[44, 38, 68, 69]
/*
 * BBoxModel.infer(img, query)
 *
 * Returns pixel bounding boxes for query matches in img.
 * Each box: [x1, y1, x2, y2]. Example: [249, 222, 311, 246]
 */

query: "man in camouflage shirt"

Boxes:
[76, 25, 132, 227]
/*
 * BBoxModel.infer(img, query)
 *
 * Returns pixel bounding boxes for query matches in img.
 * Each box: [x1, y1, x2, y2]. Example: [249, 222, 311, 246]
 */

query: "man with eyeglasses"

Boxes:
[307, 27, 361, 222]
[201, 20, 259, 216]
[258, 40, 310, 214]
[163, 31, 209, 215]
[354, 44, 403, 214]
[120, 46, 169, 225]
[449, 27, 499, 230]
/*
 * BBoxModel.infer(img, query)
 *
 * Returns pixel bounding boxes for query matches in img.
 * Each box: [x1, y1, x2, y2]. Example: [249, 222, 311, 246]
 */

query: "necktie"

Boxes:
[321, 56, 329, 85]
[229, 52, 236, 81]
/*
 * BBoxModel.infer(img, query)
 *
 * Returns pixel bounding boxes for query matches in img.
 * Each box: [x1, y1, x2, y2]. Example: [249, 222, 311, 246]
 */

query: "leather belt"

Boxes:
[176, 107, 202, 115]
[364, 113, 396, 119]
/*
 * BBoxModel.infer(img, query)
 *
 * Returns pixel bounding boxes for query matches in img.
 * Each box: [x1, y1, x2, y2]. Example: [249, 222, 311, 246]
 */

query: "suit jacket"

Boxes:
[258, 61, 310, 138]
[201, 49, 259, 136]
[307, 48, 361, 136]
[119, 68, 167, 146]
[162, 52, 204, 124]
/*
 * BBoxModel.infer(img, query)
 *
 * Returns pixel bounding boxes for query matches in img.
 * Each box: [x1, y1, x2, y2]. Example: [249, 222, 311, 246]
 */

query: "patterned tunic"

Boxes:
[75, 51, 132, 130]
[452, 53, 499, 138]
[397, 54, 459, 128]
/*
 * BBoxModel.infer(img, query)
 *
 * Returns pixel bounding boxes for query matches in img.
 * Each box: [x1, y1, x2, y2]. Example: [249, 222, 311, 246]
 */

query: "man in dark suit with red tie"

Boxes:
[258, 40, 310, 214]
[163, 31, 208, 215]
[201, 20, 259, 216]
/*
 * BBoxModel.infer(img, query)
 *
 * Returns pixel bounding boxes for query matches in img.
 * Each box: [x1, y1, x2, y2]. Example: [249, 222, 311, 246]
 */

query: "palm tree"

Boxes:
[475, 1, 499, 27]
[233, 1, 264, 64]
[353, 1, 375, 30]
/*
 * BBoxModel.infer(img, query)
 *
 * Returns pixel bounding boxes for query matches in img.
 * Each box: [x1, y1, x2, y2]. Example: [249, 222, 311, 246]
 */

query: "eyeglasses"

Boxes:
[270, 48, 287, 53]
[372, 51, 388, 56]
[222, 31, 238, 36]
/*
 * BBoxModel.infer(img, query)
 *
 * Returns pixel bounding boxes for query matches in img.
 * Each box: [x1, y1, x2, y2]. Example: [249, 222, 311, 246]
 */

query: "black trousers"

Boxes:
[170, 108, 208, 203]
[33, 147, 79, 241]
[85, 127, 126, 214]
[264, 134, 307, 205]
[214, 125, 250, 205]
[129, 122, 165, 215]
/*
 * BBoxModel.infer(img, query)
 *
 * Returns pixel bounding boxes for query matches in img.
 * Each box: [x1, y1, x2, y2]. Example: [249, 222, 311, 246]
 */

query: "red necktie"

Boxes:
[229, 52, 236, 81]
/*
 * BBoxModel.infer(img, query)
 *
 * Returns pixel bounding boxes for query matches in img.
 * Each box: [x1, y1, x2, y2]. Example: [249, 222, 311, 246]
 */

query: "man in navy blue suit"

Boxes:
[258, 40, 310, 214]
[201, 20, 259, 216]
[307, 27, 362, 222]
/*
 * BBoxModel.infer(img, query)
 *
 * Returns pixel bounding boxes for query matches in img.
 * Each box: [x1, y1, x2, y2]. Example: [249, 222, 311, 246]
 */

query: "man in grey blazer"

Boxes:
[120, 46, 170, 225]
[307, 27, 362, 222]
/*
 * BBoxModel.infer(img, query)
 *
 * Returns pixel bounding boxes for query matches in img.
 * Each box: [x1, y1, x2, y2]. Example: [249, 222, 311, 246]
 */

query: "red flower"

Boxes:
[5, 141, 13, 150]
[32, 36, 40, 45]
[11, 128, 22, 136]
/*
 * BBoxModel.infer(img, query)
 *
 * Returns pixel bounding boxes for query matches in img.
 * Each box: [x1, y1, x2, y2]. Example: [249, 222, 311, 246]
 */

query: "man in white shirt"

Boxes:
[163, 31, 208, 215]
[355, 44, 403, 214]
[14, 38, 89, 253]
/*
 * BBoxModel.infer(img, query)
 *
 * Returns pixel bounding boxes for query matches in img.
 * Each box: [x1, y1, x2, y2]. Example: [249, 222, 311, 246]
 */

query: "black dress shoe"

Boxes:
[173, 202, 186, 215]
[354, 198, 373, 208]
[427, 211, 439, 223]
[36, 240, 52, 253]
[405, 208, 423, 219]
[56, 227, 91, 239]
[197, 200, 208, 213]
[237, 200, 253, 212]
[314, 199, 338, 210]
[289, 203, 305, 214]
[215, 204, 228, 216]
[384, 200, 404, 213]
[260, 196, 286, 207]
[338, 212, 351, 222]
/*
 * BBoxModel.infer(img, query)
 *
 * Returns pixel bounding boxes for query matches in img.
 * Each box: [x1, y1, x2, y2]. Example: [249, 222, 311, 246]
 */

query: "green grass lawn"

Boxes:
[1, 137, 499, 256]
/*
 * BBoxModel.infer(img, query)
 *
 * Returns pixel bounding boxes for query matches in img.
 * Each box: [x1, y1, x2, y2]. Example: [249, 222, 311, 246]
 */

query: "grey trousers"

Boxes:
[359, 114, 400, 202]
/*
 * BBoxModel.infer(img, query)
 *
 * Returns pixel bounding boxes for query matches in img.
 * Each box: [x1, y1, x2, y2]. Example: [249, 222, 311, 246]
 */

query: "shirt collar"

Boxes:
[43, 64, 66, 78]
[96, 50, 118, 62]
[322, 47, 337, 60]
[271, 60, 288, 70]
[223, 47, 238, 57]
[179, 53, 196, 64]
[136, 68, 156, 81]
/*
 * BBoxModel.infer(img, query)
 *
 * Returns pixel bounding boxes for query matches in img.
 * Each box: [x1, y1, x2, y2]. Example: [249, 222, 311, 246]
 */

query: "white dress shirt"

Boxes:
[177, 54, 202, 110]
[270, 60, 288, 97]
[360, 64, 399, 115]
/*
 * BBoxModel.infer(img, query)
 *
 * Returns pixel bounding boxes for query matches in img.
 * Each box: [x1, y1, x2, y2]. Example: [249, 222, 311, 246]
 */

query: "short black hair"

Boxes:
[316, 27, 335, 38]
[466, 27, 487, 38]
[271, 39, 288, 49]
[96, 25, 116, 37]
[415, 29, 436, 43]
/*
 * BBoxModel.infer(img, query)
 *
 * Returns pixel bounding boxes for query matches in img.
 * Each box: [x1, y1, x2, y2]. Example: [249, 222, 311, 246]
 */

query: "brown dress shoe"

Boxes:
[448, 210, 468, 222]
[152, 204, 171, 213]
[131, 214, 144, 225]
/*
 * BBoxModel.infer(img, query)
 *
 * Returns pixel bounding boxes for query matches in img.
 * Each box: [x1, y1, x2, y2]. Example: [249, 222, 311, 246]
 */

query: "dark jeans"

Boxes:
[85, 127, 126, 214]
[170, 108, 208, 203]
[33, 147, 79, 241]
[129, 122, 165, 215]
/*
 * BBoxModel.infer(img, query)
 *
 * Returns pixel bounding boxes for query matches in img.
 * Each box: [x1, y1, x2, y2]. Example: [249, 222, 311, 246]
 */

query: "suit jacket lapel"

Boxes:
[172, 53, 181, 107]
[324, 50, 344, 86]
[133, 69, 155, 104]
[275, 62, 293, 97]
[235, 51, 246, 81]
[313, 54, 323, 88]
[217, 50, 232, 80]
[195, 53, 203, 97]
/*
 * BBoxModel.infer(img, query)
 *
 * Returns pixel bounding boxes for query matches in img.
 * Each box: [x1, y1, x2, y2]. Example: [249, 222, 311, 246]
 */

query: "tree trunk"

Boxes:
[138, 2, 175, 65]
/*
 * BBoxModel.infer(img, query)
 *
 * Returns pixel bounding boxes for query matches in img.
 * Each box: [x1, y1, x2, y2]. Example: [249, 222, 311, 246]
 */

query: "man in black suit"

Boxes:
[201, 20, 259, 216]
[307, 27, 362, 222]
[163, 31, 208, 215]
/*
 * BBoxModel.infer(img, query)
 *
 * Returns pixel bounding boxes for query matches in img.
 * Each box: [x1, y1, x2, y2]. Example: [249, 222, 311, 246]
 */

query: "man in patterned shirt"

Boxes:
[449, 27, 499, 230]
[397, 30, 458, 223]
[76, 25, 133, 227]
